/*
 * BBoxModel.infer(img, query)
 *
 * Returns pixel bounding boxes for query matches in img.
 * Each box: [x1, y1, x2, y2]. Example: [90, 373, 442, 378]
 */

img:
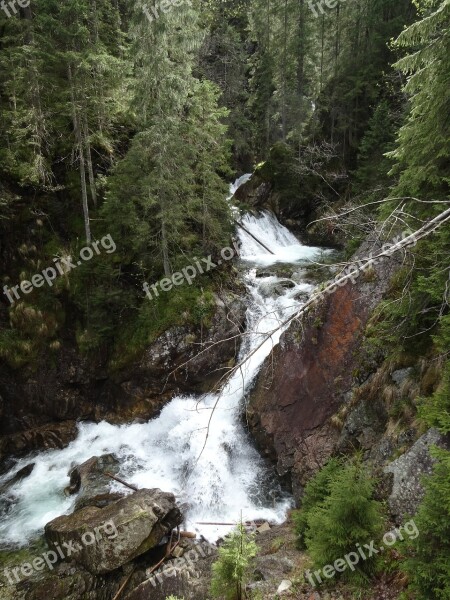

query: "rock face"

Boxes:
[123, 540, 217, 600]
[136, 292, 246, 393]
[384, 428, 449, 520]
[0, 421, 78, 470]
[247, 237, 402, 500]
[0, 291, 246, 465]
[45, 488, 182, 574]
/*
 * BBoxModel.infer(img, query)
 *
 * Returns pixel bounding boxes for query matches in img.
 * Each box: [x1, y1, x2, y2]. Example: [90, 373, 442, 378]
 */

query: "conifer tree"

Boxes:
[403, 448, 450, 599]
[211, 523, 257, 600]
[388, 0, 450, 196]
[293, 458, 342, 549]
[103, 0, 231, 279]
[305, 463, 384, 584]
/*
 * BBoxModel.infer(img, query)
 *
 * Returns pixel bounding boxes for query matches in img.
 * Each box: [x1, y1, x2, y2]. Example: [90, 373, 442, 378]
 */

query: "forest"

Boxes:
[0, 0, 449, 599]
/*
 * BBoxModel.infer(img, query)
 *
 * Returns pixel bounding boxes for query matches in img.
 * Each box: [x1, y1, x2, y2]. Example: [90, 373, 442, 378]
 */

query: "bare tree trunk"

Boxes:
[82, 113, 97, 207]
[68, 65, 91, 244]
[161, 217, 171, 278]
[282, 0, 288, 141]
[23, 4, 48, 184]
[320, 14, 325, 92]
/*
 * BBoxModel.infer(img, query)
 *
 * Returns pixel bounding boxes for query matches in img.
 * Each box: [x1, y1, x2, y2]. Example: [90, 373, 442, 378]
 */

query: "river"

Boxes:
[0, 177, 325, 547]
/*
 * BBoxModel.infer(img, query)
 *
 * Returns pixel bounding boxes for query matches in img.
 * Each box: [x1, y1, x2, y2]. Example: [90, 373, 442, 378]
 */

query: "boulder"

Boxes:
[0, 463, 34, 492]
[0, 421, 78, 466]
[123, 539, 217, 600]
[258, 279, 296, 298]
[391, 368, 414, 386]
[65, 454, 123, 510]
[384, 428, 448, 520]
[45, 488, 182, 574]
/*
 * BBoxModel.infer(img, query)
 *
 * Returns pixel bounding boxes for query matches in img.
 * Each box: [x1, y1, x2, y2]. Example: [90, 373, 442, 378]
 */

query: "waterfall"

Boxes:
[0, 178, 325, 547]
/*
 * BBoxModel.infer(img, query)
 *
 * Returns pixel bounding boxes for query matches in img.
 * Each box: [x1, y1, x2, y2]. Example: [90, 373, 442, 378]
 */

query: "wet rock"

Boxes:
[384, 428, 448, 520]
[45, 488, 182, 574]
[136, 291, 246, 393]
[0, 421, 78, 466]
[65, 454, 123, 510]
[258, 279, 297, 298]
[0, 463, 34, 491]
[247, 234, 402, 497]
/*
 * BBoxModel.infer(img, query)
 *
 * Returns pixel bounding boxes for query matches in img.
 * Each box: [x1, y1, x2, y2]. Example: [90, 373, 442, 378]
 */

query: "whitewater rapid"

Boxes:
[0, 178, 324, 548]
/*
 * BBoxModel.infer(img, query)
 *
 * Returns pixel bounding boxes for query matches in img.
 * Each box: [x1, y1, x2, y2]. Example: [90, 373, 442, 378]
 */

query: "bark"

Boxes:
[83, 113, 97, 207]
[68, 65, 91, 244]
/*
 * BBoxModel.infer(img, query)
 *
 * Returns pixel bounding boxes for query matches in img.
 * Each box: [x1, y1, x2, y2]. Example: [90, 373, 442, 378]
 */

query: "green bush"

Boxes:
[305, 462, 384, 585]
[402, 448, 450, 599]
[293, 458, 342, 549]
[211, 523, 257, 600]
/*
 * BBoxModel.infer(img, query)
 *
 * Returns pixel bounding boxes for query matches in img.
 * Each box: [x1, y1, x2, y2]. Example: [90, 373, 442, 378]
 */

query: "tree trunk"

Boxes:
[161, 217, 171, 278]
[68, 65, 91, 244]
[282, 0, 288, 141]
[82, 113, 97, 207]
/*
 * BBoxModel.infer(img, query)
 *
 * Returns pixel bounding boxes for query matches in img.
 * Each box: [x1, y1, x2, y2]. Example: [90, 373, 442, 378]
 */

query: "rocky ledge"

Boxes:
[0, 290, 246, 466]
[0, 455, 216, 600]
[245, 234, 449, 510]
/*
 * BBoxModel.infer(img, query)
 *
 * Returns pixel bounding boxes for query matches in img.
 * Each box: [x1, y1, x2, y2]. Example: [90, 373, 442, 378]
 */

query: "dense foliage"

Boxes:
[295, 461, 385, 585]
[293, 457, 342, 550]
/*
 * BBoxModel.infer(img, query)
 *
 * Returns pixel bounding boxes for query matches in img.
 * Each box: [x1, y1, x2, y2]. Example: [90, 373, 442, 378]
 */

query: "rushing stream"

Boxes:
[0, 177, 325, 548]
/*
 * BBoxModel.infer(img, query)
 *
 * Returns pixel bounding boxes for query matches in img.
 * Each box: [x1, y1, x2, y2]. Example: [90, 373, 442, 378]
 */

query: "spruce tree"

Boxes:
[211, 523, 257, 600]
[387, 0, 450, 197]
[403, 448, 450, 600]
[293, 458, 342, 549]
[305, 463, 384, 584]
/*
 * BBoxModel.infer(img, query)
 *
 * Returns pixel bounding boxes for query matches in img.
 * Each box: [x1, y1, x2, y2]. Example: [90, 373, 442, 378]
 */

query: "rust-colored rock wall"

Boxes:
[247, 246, 401, 501]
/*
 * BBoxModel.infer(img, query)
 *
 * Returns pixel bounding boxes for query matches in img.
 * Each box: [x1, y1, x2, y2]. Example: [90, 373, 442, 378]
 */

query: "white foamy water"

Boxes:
[227, 173, 252, 199]
[0, 181, 323, 548]
[238, 210, 324, 265]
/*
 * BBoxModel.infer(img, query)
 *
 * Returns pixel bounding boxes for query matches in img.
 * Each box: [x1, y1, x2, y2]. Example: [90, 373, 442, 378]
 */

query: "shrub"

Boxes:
[211, 523, 257, 600]
[293, 458, 342, 549]
[402, 448, 450, 599]
[305, 462, 384, 585]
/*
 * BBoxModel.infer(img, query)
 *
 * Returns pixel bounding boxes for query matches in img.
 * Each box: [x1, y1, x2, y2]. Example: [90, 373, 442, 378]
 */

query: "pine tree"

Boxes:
[103, 0, 231, 279]
[293, 458, 342, 549]
[211, 523, 257, 600]
[403, 448, 450, 599]
[387, 0, 450, 197]
[305, 463, 384, 584]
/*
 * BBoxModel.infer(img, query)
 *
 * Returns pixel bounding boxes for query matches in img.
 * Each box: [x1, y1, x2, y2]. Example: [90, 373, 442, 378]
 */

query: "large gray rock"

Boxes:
[65, 454, 123, 510]
[45, 488, 182, 574]
[384, 428, 447, 519]
[338, 395, 388, 453]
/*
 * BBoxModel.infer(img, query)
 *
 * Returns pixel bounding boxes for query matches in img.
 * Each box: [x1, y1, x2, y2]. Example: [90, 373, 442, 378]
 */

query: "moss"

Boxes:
[0, 537, 48, 572]
[109, 283, 216, 371]
[313, 317, 324, 329]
